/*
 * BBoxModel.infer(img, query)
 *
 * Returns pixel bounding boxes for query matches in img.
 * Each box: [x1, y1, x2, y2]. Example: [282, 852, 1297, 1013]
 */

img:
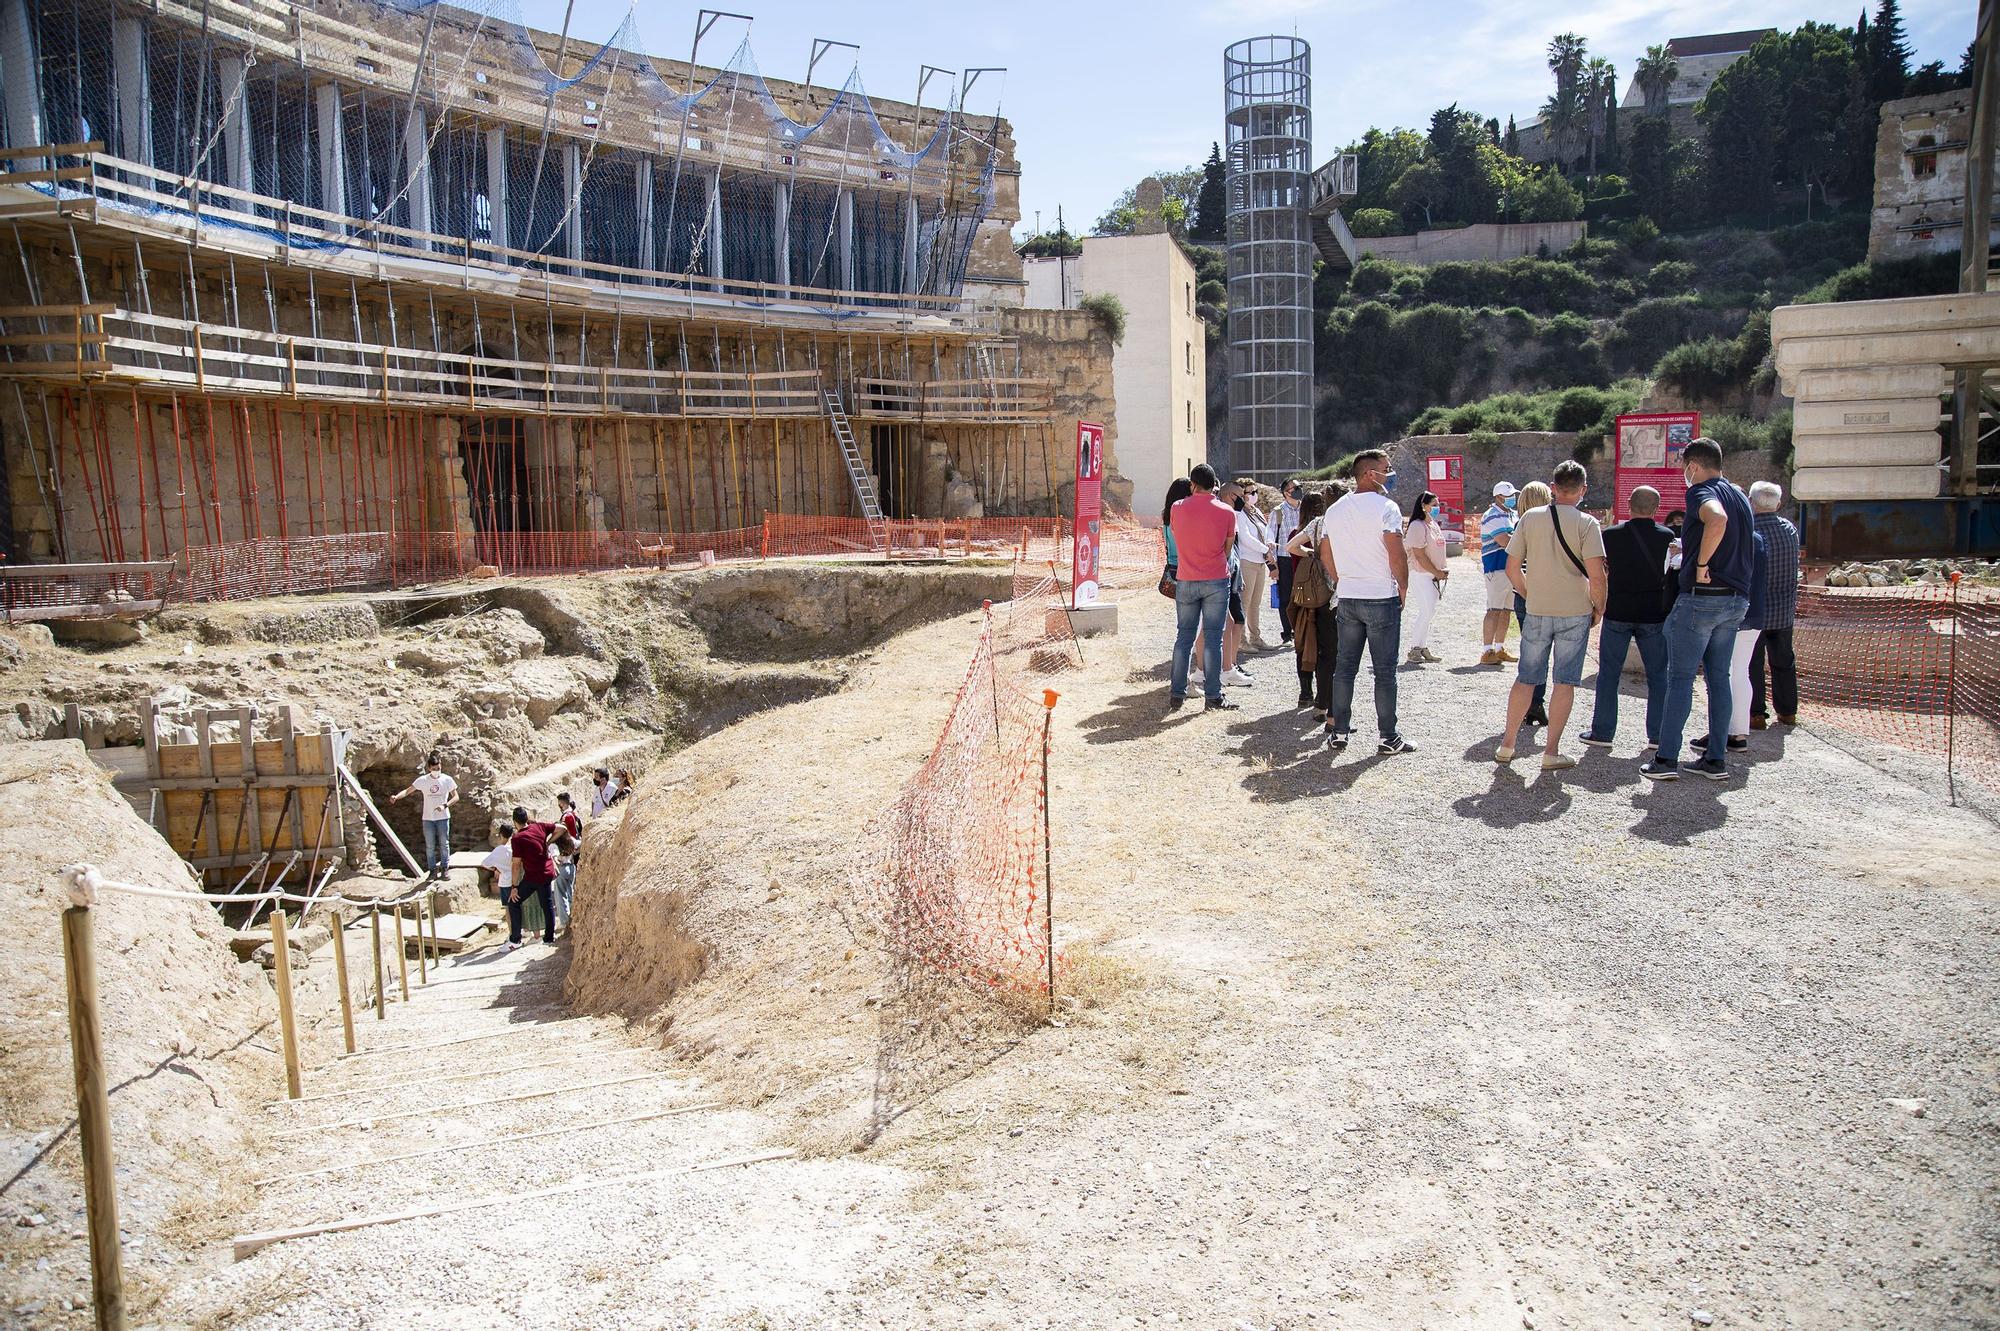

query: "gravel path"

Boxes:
[158, 565, 1997, 1330]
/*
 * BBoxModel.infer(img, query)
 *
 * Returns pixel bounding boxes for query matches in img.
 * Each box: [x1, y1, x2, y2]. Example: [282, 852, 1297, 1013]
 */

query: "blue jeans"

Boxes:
[1171, 577, 1230, 702]
[1330, 596, 1402, 739]
[1655, 592, 1748, 764]
[554, 858, 576, 923]
[421, 817, 451, 876]
[1590, 619, 1668, 743]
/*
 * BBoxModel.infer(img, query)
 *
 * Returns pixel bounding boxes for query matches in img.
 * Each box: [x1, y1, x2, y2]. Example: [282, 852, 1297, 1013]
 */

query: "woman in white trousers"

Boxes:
[1727, 528, 1771, 745]
[1402, 491, 1450, 663]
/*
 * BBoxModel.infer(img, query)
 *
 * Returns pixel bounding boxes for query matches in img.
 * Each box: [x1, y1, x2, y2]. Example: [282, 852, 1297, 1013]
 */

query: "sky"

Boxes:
[525, 1, 1974, 238]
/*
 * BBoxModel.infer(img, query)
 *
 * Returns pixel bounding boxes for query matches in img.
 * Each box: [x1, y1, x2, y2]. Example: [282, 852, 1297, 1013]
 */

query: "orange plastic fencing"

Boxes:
[859, 582, 1076, 1131]
[1792, 580, 2000, 803]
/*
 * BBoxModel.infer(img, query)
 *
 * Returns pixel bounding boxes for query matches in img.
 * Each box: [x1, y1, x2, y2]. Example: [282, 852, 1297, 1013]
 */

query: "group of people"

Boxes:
[396, 757, 638, 952]
[1161, 438, 1803, 781]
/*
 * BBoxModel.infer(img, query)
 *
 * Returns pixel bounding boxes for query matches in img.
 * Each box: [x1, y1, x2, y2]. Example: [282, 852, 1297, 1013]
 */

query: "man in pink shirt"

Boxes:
[1168, 464, 1240, 713]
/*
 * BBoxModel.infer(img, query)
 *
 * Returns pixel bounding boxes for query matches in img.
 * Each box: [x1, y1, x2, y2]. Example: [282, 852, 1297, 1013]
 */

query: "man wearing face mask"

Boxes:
[1479, 482, 1520, 665]
[1642, 437, 1754, 781]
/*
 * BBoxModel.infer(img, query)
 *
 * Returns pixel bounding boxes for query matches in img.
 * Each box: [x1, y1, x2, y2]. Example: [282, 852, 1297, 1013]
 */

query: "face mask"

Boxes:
[1383, 470, 1398, 490]
[1503, 495, 1517, 510]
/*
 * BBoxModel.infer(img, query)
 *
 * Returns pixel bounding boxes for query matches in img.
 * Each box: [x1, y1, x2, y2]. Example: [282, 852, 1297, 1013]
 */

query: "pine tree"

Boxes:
[1191, 142, 1228, 242]
[1867, 0, 1913, 103]
[1503, 115, 1519, 156]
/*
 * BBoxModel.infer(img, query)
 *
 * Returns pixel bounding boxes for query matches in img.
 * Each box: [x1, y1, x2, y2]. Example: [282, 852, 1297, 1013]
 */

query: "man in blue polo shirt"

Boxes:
[1478, 481, 1519, 665]
[1643, 438, 1754, 781]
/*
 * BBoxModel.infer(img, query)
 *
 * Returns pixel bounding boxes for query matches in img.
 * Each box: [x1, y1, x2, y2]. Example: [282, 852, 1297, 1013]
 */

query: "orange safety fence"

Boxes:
[0, 558, 178, 622]
[1792, 580, 2000, 803]
[859, 578, 1078, 1130]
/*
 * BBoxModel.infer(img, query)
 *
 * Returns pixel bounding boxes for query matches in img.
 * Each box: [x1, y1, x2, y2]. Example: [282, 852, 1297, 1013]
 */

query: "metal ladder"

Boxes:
[822, 384, 888, 552]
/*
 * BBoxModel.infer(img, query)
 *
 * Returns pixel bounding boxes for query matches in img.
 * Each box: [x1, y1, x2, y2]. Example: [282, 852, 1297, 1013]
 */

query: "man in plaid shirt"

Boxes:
[1747, 481, 1801, 728]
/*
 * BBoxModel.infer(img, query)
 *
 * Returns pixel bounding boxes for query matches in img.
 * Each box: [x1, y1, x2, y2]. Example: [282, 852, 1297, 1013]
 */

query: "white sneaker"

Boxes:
[499, 941, 519, 954]
[1224, 667, 1254, 686]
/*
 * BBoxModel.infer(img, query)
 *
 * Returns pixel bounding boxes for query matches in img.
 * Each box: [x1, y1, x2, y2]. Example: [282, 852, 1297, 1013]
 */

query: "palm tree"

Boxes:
[1585, 58, 1615, 176]
[1635, 44, 1679, 116]
[1544, 33, 1589, 173]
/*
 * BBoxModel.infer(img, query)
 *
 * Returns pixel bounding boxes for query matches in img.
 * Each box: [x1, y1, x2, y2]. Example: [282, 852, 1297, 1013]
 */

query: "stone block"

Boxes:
[1791, 465, 1942, 501]
[1047, 603, 1117, 638]
[1791, 430, 1946, 467]
[1792, 398, 1944, 436]
[1787, 365, 1946, 403]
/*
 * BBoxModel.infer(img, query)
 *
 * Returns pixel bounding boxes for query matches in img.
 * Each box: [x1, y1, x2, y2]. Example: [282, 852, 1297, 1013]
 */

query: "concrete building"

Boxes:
[1023, 233, 1207, 522]
[0, 0, 1121, 592]
[1868, 89, 2000, 263]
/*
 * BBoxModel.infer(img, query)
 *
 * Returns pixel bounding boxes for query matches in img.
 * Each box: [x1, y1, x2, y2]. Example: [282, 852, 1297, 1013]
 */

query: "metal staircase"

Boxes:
[822, 384, 889, 552]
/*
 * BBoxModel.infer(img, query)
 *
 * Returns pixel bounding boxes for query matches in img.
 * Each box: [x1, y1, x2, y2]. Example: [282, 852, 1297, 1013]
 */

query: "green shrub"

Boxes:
[1348, 207, 1401, 238]
[1653, 338, 1746, 399]
[1079, 292, 1127, 346]
[1349, 257, 1402, 298]
[1390, 272, 1429, 302]
[1604, 296, 1702, 372]
[1764, 408, 1795, 470]
[1622, 216, 1662, 250]
[1497, 305, 1535, 325]
[1466, 429, 1504, 454]
[1645, 260, 1695, 294]
[1196, 279, 1226, 306]
[1552, 386, 1612, 433]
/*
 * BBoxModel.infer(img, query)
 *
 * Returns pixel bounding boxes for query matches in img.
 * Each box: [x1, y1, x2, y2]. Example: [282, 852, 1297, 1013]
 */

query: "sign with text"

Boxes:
[1614, 411, 1700, 521]
[1071, 421, 1105, 606]
[1425, 454, 1465, 531]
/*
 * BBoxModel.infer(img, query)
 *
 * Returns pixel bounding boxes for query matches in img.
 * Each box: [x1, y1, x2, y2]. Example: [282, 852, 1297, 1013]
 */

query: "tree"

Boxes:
[1866, 0, 1913, 103]
[1092, 166, 1203, 237]
[1191, 143, 1227, 242]
[1389, 158, 1448, 229]
[1627, 114, 1676, 220]
[1504, 115, 1519, 155]
[1542, 33, 1591, 173]
[1017, 226, 1081, 258]
[1585, 58, 1617, 176]
[1512, 168, 1584, 222]
[1636, 44, 1679, 116]
[1344, 127, 1427, 213]
[1698, 24, 1861, 216]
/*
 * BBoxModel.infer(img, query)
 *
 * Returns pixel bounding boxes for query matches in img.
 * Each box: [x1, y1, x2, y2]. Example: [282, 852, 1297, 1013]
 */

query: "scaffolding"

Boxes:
[0, 0, 1074, 580]
[1223, 35, 1313, 482]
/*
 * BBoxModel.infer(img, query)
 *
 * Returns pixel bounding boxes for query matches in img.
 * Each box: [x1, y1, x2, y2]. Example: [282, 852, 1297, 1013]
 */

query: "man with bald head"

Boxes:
[1579, 485, 1677, 752]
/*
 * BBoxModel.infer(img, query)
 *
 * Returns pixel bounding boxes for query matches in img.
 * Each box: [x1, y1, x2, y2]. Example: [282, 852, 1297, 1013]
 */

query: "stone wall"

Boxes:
[1869, 89, 2000, 262]
[996, 307, 1131, 516]
[1357, 221, 1588, 266]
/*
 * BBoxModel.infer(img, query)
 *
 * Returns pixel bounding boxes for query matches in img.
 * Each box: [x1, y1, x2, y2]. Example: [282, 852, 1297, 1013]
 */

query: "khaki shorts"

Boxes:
[1484, 569, 1514, 611]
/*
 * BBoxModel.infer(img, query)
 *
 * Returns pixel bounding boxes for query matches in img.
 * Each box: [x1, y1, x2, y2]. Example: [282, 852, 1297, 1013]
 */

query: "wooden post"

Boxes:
[414, 901, 428, 984]
[370, 908, 386, 1020]
[59, 894, 128, 1331]
[328, 907, 356, 1054]
[393, 907, 410, 1001]
[269, 908, 303, 1099]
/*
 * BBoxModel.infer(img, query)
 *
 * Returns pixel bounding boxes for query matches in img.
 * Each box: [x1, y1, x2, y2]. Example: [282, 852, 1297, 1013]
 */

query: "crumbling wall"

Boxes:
[999, 307, 1132, 515]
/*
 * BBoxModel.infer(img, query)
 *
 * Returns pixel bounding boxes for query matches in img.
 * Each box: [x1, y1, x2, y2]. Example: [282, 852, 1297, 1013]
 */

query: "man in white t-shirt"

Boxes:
[392, 753, 459, 882]
[1317, 449, 1413, 755]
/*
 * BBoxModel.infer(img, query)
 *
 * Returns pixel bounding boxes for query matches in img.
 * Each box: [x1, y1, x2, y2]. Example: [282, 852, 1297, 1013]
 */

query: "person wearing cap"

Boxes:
[1479, 482, 1520, 665]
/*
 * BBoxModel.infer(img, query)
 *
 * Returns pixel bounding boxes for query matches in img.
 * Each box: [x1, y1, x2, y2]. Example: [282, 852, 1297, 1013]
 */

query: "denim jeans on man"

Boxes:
[421, 817, 451, 876]
[1654, 592, 1748, 765]
[1590, 619, 1669, 743]
[1329, 596, 1402, 739]
[1171, 577, 1230, 702]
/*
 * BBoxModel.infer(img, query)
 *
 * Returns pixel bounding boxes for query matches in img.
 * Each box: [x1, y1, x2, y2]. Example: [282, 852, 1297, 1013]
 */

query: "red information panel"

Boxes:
[1614, 411, 1700, 521]
[1071, 421, 1105, 606]
[1423, 454, 1465, 530]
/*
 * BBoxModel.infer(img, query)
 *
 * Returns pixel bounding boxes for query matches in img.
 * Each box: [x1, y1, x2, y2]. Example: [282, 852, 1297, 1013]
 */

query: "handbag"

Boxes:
[1291, 541, 1333, 610]
[1158, 562, 1177, 598]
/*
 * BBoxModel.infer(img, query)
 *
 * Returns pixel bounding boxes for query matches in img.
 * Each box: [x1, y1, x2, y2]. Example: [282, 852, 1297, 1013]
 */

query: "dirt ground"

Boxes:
[7, 560, 1996, 1330]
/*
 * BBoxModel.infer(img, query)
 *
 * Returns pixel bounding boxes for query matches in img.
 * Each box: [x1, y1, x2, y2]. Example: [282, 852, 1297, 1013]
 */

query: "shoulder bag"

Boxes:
[1548, 506, 1588, 578]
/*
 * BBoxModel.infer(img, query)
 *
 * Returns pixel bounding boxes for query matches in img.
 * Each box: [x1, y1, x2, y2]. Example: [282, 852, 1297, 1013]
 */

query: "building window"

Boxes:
[1185, 340, 1192, 373]
[1913, 134, 1938, 179]
[1186, 282, 1193, 316]
[1186, 400, 1193, 433]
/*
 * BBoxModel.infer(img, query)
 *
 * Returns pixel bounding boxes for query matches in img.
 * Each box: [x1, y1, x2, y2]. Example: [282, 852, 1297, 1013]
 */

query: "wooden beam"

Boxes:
[276, 1071, 680, 1137]
[336, 765, 421, 877]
